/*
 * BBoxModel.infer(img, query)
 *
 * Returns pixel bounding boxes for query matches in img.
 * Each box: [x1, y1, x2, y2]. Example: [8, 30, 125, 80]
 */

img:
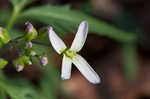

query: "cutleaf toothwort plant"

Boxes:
[48, 21, 100, 84]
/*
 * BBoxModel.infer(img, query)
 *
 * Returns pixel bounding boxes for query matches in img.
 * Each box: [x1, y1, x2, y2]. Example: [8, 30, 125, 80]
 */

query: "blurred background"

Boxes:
[0, 0, 150, 99]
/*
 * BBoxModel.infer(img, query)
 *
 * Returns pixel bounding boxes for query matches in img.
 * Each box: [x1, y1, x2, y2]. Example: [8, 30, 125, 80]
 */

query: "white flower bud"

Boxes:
[26, 41, 32, 48]
[31, 51, 36, 56]
[25, 21, 34, 33]
[16, 65, 23, 72]
[28, 61, 32, 65]
[0, 27, 3, 37]
[40, 56, 48, 66]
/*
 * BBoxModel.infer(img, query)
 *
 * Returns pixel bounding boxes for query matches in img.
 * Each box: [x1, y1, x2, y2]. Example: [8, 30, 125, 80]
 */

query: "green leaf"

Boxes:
[21, 5, 137, 43]
[0, 42, 2, 49]
[7, 0, 37, 30]
[32, 43, 50, 55]
[31, 43, 61, 99]
[9, 29, 24, 40]
[40, 66, 60, 99]
[0, 59, 8, 69]
[0, 90, 6, 99]
[0, 9, 11, 26]
[0, 28, 11, 44]
[0, 77, 40, 99]
[10, 0, 37, 10]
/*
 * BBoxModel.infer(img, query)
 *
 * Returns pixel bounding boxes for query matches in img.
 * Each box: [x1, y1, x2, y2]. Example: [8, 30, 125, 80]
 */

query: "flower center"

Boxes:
[62, 49, 76, 59]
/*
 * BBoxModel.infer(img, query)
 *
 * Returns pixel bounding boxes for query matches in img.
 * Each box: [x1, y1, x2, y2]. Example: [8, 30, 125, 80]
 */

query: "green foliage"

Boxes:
[9, 29, 24, 40]
[10, 0, 36, 11]
[0, 28, 11, 44]
[32, 43, 61, 99]
[0, 10, 11, 26]
[21, 5, 136, 43]
[122, 43, 137, 80]
[0, 77, 40, 99]
[7, 0, 37, 30]
[13, 56, 31, 67]
[0, 42, 2, 48]
[0, 59, 8, 69]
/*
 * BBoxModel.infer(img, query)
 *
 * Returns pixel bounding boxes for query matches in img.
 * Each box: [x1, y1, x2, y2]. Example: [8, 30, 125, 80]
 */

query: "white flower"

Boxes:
[48, 21, 100, 84]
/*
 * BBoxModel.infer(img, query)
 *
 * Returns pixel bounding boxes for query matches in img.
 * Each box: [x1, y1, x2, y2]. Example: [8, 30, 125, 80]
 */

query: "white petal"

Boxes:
[48, 27, 67, 54]
[72, 54, 100, 84]
[61, 55, 72, 80]
[70, 21, 88, 52]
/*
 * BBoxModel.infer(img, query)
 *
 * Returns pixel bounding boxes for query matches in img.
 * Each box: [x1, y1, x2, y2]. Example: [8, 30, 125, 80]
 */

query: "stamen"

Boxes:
[62, 49, 76, 59]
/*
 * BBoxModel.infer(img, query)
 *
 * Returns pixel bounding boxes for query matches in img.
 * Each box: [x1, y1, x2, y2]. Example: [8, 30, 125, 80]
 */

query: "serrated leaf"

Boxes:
[21, 5, 137, 43]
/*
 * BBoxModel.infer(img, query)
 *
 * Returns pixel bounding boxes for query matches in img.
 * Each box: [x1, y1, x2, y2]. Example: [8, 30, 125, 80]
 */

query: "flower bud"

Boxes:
[25, 48, 35, 56]
[0, 58, 8, 69]
[31, 51, 36, 56]
[21, 56, 32, 65]
[13, 58, 24, 69]
[24, 21, 38, 41]
[40, 56, 48, 66]
[26, 41, 32, 48]
[28, 61, 32, 65]
[0, 27, 11, 44]
[26, 21, 34, 33]
[16, 65, 24, 72]
[13, 56, 31, 71]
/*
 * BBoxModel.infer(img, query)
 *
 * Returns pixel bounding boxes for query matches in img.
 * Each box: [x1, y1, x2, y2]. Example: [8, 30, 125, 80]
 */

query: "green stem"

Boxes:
[13, 35, 24, 41]
[32, 41, 50, 47]
[0, 70, 6, 99]
[122, 43, 137, 81]
[6, 8, 20, 31]
[0, 89, 6, 99]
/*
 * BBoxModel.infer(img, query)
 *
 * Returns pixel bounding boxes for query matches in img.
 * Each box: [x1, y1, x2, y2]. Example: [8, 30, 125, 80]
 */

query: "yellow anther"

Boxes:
[63, 49, 76, 59]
